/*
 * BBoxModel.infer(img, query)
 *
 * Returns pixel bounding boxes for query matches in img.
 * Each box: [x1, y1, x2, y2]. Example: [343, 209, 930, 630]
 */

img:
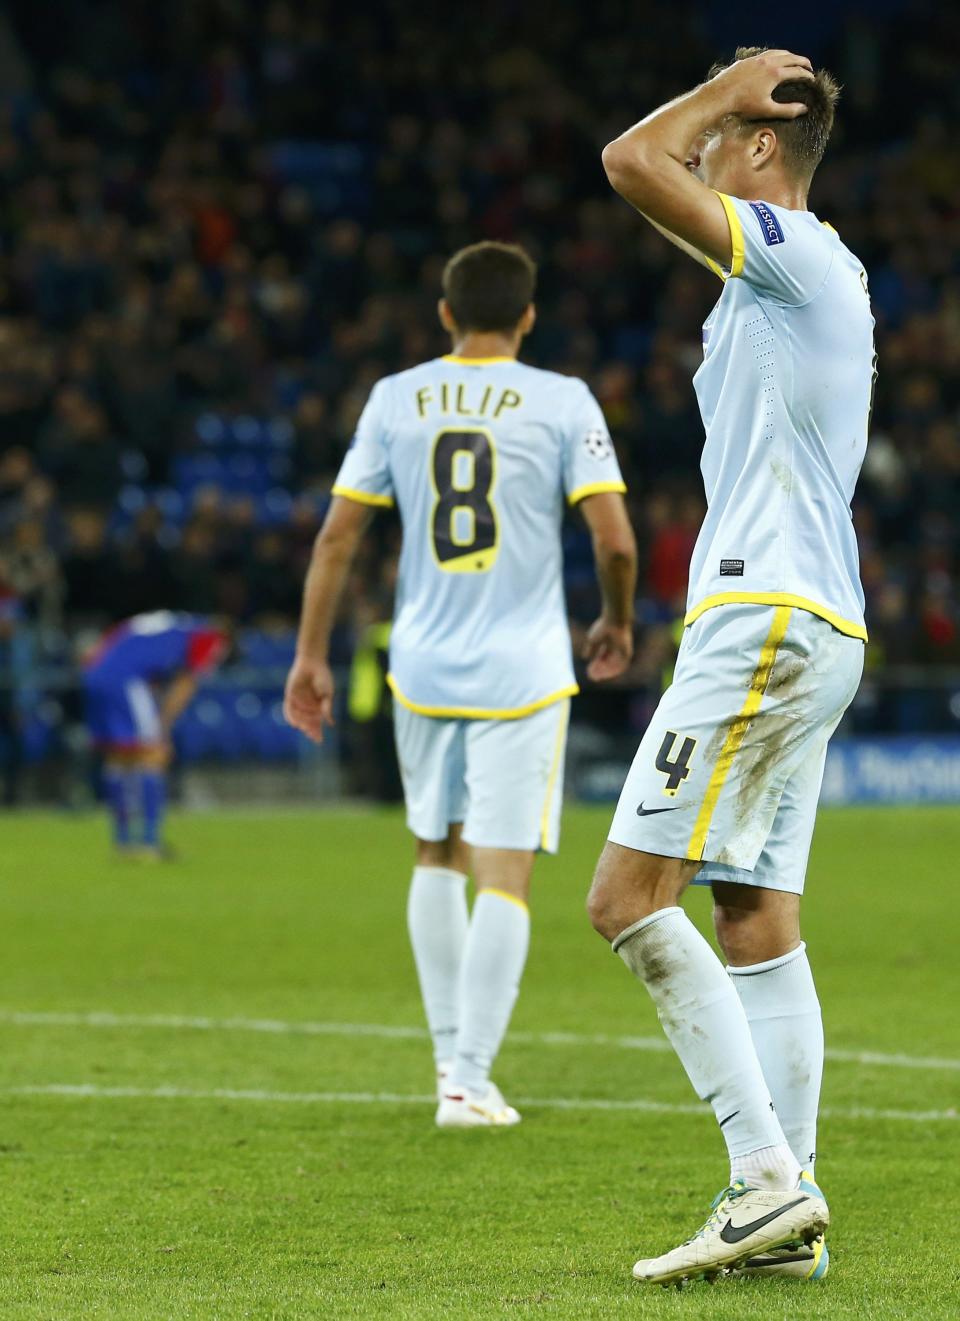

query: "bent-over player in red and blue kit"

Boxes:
[83, 611, 230, 857]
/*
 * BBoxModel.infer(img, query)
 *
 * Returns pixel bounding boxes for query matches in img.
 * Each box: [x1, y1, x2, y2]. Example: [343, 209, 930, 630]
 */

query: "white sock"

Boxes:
[731, 1142, 806, 1191]
[614, 907, 800, 1190]
[728, 942, 823, 1174]
[406, 866, 469, 1065]
[448, 890, 530, 1094]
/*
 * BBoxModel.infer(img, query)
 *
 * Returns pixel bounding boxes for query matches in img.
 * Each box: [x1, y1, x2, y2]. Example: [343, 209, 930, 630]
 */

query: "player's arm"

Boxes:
[160, 672, 199, 733]
[642, 216, 717, 272]
[600, 50, 813, 268]
[155, 671, 199, 766]
[579, 492, 637, 681]
[284, 497, 375, 743]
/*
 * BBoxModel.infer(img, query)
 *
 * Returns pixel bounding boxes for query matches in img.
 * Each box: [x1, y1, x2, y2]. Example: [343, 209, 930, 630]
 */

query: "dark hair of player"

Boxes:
[709, 46, 841, 179]
[442, 241, 537, 332]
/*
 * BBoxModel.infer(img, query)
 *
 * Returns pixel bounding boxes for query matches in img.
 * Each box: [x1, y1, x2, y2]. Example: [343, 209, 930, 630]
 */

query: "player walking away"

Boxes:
[590, 49, 874, 1284]
[285, 242, 637, 1127]
[84, 611, 231, 859]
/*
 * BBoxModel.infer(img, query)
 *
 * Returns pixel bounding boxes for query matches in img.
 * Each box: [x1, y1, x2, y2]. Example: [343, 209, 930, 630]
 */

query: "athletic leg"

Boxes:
[407, 826, 471, 1070]
[710, 739, 831, 1177]
[103, 753, 137, 849]
[588, 844, 800, 1190]
[438, 701, 567, 1124]
[393, 706, 470, 1076]
[716, 885, 823, 1173]
[137, 743, 170, 849]
[446, 845, 533, 1097]
[706, 755, 831, 1280]
[86, 680, 146, 850]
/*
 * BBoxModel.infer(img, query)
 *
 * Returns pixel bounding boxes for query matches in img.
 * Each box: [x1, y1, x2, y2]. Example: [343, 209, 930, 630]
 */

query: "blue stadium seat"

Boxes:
[195, 413, 228, 447]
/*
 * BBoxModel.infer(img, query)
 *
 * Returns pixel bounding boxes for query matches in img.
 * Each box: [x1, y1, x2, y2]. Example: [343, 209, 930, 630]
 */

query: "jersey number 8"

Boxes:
[430, 428, 499, 573]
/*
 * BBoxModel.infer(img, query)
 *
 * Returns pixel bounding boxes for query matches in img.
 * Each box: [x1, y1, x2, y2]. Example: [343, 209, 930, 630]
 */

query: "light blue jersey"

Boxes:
[686, 192, 876, 641]
[333, 355, 626, 717]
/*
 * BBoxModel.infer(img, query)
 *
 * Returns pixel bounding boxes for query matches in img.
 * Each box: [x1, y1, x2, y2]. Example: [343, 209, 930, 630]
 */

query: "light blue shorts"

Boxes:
[394, 699, 570, 853]
[608, 604, 864, 894]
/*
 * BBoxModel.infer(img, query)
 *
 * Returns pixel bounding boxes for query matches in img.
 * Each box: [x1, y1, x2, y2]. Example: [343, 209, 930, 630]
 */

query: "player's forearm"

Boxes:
[294, 534, 356, 663]
[160, 674, 197, 732]
[601, 80, 728, 208]
[594, 539, 638, 629]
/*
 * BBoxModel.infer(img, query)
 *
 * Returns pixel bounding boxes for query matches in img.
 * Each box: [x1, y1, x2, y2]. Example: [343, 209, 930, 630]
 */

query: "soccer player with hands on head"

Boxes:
[286, 241, 637, 1128]
[591, 47, 875, 1285]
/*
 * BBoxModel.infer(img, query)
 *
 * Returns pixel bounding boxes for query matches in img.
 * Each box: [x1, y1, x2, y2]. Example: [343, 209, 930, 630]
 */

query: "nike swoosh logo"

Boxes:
[636, 803, 679, 817]
[720, 1196, 807, 1245]
[746, 1250, 816, 1267]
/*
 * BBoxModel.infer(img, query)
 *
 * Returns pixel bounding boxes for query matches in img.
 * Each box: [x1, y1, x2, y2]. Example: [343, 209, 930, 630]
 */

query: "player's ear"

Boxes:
[751, 127, 777, 170]
[519, 304, 536, 336]
[438, 299, 456, 333]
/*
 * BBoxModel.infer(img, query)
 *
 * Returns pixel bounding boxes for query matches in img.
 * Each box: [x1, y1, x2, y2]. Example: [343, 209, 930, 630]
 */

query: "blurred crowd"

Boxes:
[1, 0, 959, 680]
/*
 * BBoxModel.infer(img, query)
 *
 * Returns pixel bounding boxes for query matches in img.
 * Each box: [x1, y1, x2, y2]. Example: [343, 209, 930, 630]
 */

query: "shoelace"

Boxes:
[687, 1179, 751, 1244]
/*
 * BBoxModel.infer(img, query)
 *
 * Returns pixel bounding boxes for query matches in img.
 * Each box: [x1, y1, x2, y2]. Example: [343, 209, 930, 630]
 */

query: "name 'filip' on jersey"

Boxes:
[415, 380, 523, 420]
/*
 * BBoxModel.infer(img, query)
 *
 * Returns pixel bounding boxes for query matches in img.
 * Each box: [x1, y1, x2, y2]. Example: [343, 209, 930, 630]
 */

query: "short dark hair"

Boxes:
[708, 46, 840, 178]
[442, 241, 536, 332]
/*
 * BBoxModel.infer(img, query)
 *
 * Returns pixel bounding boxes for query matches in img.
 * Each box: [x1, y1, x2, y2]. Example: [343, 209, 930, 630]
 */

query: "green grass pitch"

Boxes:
[1, 804, 958, 1319]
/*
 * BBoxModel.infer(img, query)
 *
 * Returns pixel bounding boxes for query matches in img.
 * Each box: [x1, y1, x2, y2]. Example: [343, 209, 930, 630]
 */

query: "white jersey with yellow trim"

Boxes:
[687, 192, 875, 641]
[332, 355, 626, 717]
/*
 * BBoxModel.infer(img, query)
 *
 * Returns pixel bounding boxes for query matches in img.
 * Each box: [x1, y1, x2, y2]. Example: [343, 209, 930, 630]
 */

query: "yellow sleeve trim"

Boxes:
[703, 255, 727, 282]
[687, 605, 792, 860]
[441, 354, 517, 365]
[567, 480, 627, 506]
[331, 485, 395, 509]
[387, 674, 578, 721]
[684, 591, 868, 642]
[481, 887, 529, 912]
[713, 192, 745, 279]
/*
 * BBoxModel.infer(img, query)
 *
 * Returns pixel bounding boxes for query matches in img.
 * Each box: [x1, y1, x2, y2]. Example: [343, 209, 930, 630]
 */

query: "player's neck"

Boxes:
[741, 171, 809, 212]
[447, 332, 519, 362]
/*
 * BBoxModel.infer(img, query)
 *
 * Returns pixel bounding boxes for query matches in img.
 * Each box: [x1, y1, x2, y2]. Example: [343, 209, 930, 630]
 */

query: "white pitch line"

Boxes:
[1, 1009, 958, 1074]
[5, 1083, 957, 1124]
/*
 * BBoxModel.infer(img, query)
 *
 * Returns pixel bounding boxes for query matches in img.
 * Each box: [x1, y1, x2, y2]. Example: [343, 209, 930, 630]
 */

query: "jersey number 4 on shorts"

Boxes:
[655, 730, 697, 797]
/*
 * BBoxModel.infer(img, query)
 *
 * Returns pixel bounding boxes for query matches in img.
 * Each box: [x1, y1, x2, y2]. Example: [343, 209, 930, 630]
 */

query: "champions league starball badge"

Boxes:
[585, 427, 613, 460]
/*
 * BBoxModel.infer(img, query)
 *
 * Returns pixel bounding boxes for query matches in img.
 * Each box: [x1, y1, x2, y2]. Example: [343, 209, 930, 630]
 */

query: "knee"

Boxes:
[416, 838, 456, 869]
[713, 903, 752, 964]
[586, 872, 619, 942]
[587, 843, 692, 944]
[713, 900, 800, 966]
[586, 853, 648, 944]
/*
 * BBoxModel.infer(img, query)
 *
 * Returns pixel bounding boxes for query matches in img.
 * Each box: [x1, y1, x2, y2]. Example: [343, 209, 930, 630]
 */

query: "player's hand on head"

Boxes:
[711, 49, 815, 121]
[283, 657, 335, 743]
[583, 616, 634, 683]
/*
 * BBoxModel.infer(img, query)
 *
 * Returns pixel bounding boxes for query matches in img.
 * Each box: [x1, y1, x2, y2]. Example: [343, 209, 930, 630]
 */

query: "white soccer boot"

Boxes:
[632, 1175, 829, 1287]
[435, 1081, 521, 1128]
[731, 1172, 829, 1280]
[436, 1061, 452, 1102]
[731, 1236, 829, 1280]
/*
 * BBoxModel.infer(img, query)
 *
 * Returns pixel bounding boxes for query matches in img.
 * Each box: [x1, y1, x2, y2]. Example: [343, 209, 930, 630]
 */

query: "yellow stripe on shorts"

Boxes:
[539, 700, 570, 850]
[686, 606, 793, 861]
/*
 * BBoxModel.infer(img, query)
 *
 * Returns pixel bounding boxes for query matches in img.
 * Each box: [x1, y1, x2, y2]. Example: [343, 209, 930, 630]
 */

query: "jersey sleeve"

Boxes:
[331, 380, 395, 508]
[186, 629, 229, 675]
[562, 383, 627, 506]
[714, 192, 835, 306]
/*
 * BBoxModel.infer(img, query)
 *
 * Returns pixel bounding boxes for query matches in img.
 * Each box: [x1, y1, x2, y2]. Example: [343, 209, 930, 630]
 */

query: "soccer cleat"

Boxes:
[732, 1235, 829, 1279]
[631, 1175, 829, 1287]
[115, 843, 177, 863]
[435, 1061, 452, 1102]
[435, 1082, 521, 1128]
[732, 1172, 830, 1279]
